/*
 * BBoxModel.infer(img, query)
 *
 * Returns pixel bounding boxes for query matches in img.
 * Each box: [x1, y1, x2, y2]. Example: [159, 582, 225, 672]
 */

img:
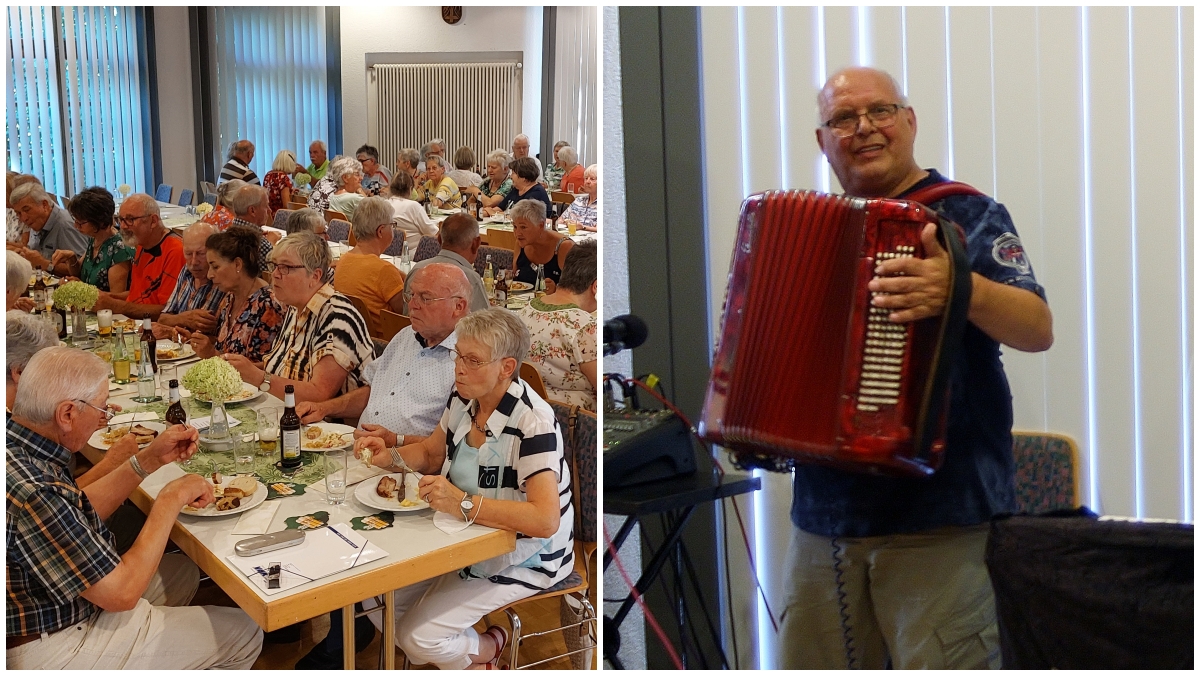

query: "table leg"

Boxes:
[383, 591, 396, 669]
[343, 604, 356, 670]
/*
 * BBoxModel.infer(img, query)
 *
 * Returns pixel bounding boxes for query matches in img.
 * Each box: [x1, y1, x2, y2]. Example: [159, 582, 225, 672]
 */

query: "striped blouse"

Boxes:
[441, 379, 574, 591]
[262, 284, 374, 395]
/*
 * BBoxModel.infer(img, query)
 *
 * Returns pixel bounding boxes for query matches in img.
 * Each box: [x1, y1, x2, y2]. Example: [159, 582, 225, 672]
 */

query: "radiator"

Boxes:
[373, 62, 521, 172]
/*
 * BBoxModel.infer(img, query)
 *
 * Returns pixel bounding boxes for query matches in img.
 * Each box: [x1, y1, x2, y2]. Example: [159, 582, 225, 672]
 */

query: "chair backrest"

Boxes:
[201, 180, 217, 196]
[485, 228, 518, 253]
[474, 246, 514, 277]
[323, 209, 341, 223]
[377, 309, 411, 341]
[371, 337, 389, 359]
[177, 188, 194, 206]
[271, 210, 291, 231]
[519, 363, 549, 400]
[382, 234, 406, 257]
[572, 409, 596, 544]
[58, 195, 70, 210]
[550, 191, 575, 206]
[203, 193, 218, 206]
[413, 235, 441, 262]
[1011, 431, 1082, 514]
[326, 219, 350, 244]
[49, 193, 60, 205]
[155, 184, 173, 203]
[343, 293, 371, 324]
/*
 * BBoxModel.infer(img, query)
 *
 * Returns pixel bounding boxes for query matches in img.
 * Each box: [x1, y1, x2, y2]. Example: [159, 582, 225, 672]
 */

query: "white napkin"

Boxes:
[110, 411, 159, 424]
[231, 500, 281, 535]
[307, 462, 386, 494]
[433, 510, 472, 534]
[189, 415, 241, 431]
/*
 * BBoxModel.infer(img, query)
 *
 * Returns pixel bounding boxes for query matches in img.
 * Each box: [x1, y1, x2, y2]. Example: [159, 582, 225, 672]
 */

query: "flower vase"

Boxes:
[71, 306, 93, 348]
[201, 399, 235, 451]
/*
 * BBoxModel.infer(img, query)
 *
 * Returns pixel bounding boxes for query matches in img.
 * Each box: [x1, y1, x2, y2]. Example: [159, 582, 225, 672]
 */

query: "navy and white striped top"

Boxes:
[262, 284, 374, 395]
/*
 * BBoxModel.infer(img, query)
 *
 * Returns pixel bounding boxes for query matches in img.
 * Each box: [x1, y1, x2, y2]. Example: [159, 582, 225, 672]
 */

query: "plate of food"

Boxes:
[192, 382, 262, 405]
[507, 281, 533, 293]
[88, 421, 166, 449]
[155, 340, 196, 361]
[300, 423, 356, 451]
[354, 471, 429, 512]
[111, 317, 138, 333]
[181, 474, 267, 517]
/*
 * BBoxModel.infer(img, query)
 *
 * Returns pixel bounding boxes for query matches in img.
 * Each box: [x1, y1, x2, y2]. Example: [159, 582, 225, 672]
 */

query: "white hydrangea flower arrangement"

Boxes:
[195, 202, 214, 215]
[52, 281, 99, 311]
[294, 172, 312, 188]
[182, 357, 243, 402]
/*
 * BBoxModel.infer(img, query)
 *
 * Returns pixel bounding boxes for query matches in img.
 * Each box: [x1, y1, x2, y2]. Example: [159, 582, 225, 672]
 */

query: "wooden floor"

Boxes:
[189, 558, 597, 670]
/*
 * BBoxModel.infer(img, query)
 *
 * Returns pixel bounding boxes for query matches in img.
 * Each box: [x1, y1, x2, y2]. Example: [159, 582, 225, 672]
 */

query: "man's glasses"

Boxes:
[117, 214, 153, 227]
[402, 291, 460, 306]
[74, 399, 115, 421]
[822, 103, 906, 138]
[448, 348, 498, 371]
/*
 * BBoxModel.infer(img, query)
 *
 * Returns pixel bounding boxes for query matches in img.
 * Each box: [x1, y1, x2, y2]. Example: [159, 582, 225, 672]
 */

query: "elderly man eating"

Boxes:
[230, 184, 281, 253]
[5, 347, 263, 668]
[403, 214, 489, 313]
[306, 140, 330, 182]
[93, 194, 184, 319]
[9, 182, 89, 274]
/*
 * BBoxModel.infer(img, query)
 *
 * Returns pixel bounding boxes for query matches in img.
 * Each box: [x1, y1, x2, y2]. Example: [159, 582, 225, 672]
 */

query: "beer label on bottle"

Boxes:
[282, 429, 301, 459]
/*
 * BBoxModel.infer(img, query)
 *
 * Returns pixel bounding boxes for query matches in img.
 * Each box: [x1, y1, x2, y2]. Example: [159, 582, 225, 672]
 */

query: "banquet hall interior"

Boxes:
[7, 5, 598, 670]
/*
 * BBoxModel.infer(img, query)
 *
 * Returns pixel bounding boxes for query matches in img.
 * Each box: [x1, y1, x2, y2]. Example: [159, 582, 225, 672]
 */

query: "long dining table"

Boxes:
[77, 351, 515, 669]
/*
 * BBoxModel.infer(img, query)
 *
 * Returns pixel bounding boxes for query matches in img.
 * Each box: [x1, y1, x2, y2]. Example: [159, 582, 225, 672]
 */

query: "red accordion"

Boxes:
[698, 188, 974, 477]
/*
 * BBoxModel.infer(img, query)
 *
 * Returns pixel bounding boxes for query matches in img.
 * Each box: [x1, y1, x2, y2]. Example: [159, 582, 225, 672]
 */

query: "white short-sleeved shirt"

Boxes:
[360, 327, 457, 437]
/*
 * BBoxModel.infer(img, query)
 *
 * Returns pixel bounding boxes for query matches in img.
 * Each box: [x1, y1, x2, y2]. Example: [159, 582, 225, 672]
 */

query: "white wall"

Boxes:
[697, 5, 1193, 668]
[153, 6, 197, 197]
[339, 6, 542, 157]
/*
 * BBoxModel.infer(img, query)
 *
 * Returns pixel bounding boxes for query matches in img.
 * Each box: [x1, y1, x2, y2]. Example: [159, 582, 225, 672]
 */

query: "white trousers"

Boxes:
[7, 553, 264, 670]
[363, 572, 538, 670]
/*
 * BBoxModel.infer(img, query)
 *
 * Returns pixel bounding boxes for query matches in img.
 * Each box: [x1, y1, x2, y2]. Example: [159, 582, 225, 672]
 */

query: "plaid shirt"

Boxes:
[162, 267, 226, 316]
[230, 218, 275, 263]
[6, 417, 121, 636]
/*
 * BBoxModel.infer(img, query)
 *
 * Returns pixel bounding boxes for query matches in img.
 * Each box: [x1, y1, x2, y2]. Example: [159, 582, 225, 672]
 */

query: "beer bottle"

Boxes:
[141, 318, 158, 374]
[165, 379, 187, 426]
[31, 269, 47, 310]
[280, 385, 302, 471]
[494, 269, 508, 306]
[483, 254, 496, 300]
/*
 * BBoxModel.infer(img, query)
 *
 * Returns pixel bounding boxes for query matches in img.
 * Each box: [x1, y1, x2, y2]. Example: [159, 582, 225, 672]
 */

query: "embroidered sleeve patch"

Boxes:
[991, 233, 1031, 275]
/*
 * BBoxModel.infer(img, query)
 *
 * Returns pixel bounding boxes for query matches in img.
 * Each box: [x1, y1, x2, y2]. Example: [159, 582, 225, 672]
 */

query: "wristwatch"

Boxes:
[459, 493, 475, 521]
[259, 373, 272, 393]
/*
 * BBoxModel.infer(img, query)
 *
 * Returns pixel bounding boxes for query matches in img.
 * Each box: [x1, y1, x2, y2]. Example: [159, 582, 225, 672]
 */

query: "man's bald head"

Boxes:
[439, 213, 481, 260]
[817, 67, 907, 119]
[408, 262, 472, 344]
[182, 221, 217, 278]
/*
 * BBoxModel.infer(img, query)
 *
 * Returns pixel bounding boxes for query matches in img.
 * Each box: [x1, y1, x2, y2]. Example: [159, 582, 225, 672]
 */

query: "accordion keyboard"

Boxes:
[857, 245, 914, 412]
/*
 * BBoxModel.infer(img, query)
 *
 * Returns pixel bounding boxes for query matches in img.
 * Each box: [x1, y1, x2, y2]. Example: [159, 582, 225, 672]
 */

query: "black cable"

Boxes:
[830, 536, 858, 669]
[721, 500, 740, 669]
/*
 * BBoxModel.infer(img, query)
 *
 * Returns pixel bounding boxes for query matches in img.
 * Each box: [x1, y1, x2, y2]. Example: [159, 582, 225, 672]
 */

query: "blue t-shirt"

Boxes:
[499, 183, 553, 215]
[790, 169, 1047, 538]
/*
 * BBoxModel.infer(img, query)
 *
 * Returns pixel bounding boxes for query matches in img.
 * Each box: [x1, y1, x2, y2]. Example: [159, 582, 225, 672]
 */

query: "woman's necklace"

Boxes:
[471, 409, 489, 436]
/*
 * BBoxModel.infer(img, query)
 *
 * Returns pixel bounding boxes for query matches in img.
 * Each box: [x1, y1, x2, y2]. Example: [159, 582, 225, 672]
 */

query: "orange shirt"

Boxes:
[127, 232, 184, 305]
[560, 165, 585, 193]
[331, 251, 406, 336]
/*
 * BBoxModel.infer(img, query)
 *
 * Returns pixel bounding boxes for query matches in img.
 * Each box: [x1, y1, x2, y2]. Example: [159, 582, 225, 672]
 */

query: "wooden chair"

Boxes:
[323, 209, 343, 223]
[549, 191, 575, 226]
[474, 246, 514, 278]
[343, 293, 371, 327]
[1011, 431, 1082, 514]
[486, 228, 518, 253]
[519, 362, 549, 400]
[413, 236, 441, 262]
[494, 404, 597, 669]
[377, 309, 410, 341]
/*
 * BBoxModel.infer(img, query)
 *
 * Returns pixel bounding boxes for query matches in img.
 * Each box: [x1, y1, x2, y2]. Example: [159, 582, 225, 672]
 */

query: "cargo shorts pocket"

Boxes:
[934, 601, 1000, 669]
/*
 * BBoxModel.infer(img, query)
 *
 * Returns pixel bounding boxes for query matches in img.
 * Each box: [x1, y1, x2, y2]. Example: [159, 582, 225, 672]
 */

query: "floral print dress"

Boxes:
[80, 233, 135, 292]
[516, 298, 598, 411]
[214, 285, 286, 363]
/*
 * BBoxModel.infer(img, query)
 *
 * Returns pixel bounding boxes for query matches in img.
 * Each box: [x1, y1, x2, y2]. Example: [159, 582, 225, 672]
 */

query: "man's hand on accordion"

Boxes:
[867, 223, 948, 323]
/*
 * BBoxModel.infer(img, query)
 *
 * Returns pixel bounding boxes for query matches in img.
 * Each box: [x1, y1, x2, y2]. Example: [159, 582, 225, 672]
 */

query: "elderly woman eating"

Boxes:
[179, 225, 285, 363]
[6, 250, 35, 312]
[423, 155, 463, 210]
[328, 156, 367, 219]
[511, 199, 574, 289]
[333, 308, 574, 670]
[386, 171, 438, 249]
[200, 179, 243, 231]
[332, 196, 407, 336]
[47, 187, 134, 293]
[558, 164, 598, 232]
[491, 157, 553, 216]
[517, 239, 598, 410]
[223, 231, 373, 404]
[467, 148, 514, 210]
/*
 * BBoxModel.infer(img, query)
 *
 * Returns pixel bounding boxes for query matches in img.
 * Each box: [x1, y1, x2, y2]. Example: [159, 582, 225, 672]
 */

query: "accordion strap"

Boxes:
[906, 182, 979, 464]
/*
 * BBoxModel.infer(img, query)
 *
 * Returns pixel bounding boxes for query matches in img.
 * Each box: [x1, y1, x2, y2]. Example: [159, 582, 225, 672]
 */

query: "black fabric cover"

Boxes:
[987, 511, 1193, 669]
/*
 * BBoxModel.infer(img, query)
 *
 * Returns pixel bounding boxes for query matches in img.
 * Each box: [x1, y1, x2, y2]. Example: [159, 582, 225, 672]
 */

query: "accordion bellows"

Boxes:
[699, 190, 971, 477]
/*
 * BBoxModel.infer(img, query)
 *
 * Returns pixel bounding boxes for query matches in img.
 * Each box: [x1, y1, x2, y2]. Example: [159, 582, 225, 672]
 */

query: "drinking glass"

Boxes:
[235, 436, 256, 475]
[257, 408, 280, 457]
[324, 447, 348, 505]
[96, 309, 113, 336]
[158, 363, 177, 398]
[126, 332, 140, 363]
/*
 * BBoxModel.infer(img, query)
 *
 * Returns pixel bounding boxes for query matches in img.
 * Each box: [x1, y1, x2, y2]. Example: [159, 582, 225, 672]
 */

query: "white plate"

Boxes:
[155, 341, 196, 362]
[88, 421, 167, 449]
[355, 472, 429, 512]
[508, 281, 533, 293]
[192, 382, 262, 405]
[300, 422, 357, 452]
[180, 477, 268, 517]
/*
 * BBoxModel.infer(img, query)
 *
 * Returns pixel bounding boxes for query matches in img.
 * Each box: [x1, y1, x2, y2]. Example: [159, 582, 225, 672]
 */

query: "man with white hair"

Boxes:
[154, 221, 223, 336]
[230, 184, 280, 255]
[93, 194, 184, 319]
[293, 262, 471, 668]
[511, 134, 544, 183]
[219, 139, 259, 185]
[5, 347, 263, 668]
[416, 138, 446, 173]
[9, 182, 89, 273]
[5, 310, 58, 412]
[306, 140, 330, 181]
[6, 250, 36, 312]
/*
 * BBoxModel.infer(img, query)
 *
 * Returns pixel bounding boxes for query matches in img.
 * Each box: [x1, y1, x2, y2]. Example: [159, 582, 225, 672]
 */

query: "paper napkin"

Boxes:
[231, 500, 281, 535]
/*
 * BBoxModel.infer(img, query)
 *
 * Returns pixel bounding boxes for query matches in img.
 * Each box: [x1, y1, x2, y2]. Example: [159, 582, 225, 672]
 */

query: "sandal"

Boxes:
[483, 625, 509, 669]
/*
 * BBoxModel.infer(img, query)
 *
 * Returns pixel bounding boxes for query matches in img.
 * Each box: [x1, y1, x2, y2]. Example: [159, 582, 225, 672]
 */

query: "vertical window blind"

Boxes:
[698, 6, 1193, 668]
[209, 7, 329, 182]
[552, 6, 598, 167]
[7, 6, 151, 197]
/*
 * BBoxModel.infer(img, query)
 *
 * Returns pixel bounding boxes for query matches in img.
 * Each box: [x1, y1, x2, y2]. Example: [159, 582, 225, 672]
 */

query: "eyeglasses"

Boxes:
[448, 348, 498, 371]
[117, 214, 153, 227]
[265, 262, 309, 276]
[402, 291, 461, 306]
[74, 399, 115, 421]
[822, 103, 906, 138]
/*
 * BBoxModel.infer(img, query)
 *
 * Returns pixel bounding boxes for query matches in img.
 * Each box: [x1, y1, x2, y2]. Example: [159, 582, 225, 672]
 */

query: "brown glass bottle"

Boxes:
[165, 379, 187, 426]
[280, 385, 302, 470]
[141, 318, 158, 373]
